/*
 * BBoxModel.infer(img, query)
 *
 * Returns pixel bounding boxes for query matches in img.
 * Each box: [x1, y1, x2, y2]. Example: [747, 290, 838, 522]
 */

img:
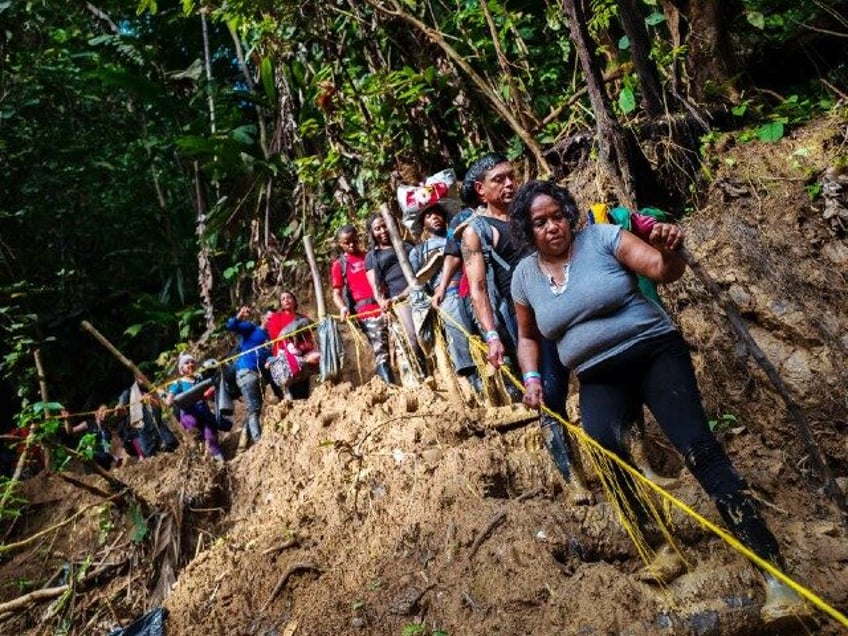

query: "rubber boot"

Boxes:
[760, 572, 811, 627]
[375, 362, 397, 385]
[237, 427, 250, 453]
[540, 414, 594, 506]
[713, 491, 811, 625]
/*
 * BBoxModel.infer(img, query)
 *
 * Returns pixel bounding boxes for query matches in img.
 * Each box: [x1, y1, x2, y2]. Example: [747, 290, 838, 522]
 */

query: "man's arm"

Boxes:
[431, 254, 461, 308]
[462, 228, 505, 367]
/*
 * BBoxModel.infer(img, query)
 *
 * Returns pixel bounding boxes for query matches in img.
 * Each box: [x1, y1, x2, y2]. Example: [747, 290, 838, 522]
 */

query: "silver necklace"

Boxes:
[539, 256, 571, 295]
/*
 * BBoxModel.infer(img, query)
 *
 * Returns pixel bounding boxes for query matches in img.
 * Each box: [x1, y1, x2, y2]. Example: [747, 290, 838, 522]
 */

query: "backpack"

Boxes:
[465, 215, 518, 346]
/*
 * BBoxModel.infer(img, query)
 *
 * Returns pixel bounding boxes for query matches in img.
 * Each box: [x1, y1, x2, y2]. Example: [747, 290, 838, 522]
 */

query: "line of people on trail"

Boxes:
[323, 153, 806, 624]
[44, 151, 809, 624]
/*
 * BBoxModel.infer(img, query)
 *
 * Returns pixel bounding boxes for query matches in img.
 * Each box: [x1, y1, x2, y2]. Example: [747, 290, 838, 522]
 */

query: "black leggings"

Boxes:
[578, 331, 781, 563]
[578, 331, 744, 497]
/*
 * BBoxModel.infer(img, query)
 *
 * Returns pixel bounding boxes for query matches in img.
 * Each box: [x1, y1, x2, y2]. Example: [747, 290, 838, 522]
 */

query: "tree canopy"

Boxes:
[1, 0, 845, 409]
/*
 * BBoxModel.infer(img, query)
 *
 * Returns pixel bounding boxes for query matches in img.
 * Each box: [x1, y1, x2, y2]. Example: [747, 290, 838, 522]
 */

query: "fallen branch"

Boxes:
[262, 562, 322, 612]
[0, 558, 128, 615]
[56, 473, 115, 499]
[0, 491, 125, 555]
[680, 247, 848, 529]
[261, 538, 299, 556]
[0, 585, 69, 615]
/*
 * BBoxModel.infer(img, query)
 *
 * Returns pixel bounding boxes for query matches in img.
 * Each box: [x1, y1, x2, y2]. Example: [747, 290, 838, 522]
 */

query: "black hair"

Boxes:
[365, 213, 385, 249]
[460, 152, 510, 206]
[336, 224, 357, 241]
[509, 180, 580, 247]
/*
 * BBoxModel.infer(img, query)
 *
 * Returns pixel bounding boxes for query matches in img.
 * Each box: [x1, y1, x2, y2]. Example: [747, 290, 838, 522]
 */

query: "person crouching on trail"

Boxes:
[330, 225, 395, 385]
[166, 353, 224, 462]
[226, 306, 271, 451]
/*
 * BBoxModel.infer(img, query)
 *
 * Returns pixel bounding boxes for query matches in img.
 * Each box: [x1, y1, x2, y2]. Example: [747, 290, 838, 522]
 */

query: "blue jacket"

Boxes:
[226, 317, 271, 372]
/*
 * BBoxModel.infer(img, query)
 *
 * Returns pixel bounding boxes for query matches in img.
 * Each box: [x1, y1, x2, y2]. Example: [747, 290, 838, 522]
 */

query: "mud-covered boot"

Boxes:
[540, 414, 594, 506]
[237, 427, 250, 453]
[636, 541, 686, 584]
[375, 362, 397, 385]
[760, 572, 811, 627]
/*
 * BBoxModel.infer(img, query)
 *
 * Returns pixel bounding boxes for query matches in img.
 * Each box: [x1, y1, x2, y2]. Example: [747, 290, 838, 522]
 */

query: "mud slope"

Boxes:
[1, 115, 847, 635]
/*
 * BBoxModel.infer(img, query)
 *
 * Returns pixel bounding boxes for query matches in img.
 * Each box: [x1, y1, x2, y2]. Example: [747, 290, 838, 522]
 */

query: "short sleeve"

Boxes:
[365, 250, 376, 272]
[329, 259, 343, 289]
[511, 259, 530, 307]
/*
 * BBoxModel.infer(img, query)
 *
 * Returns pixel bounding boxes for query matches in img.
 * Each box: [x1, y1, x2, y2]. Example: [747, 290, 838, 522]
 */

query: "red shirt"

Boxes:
[330, 252, 380, 316]
[267, 310, 314, 357]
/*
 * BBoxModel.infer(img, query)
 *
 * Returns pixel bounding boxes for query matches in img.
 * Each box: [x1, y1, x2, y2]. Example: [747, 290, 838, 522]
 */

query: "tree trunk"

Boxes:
[616, 0, 665, 117]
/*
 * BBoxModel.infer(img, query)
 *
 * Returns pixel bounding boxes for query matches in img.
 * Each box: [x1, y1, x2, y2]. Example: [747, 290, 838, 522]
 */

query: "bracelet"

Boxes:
[522, 371, 541, 385]
[484, 330, 500, 343]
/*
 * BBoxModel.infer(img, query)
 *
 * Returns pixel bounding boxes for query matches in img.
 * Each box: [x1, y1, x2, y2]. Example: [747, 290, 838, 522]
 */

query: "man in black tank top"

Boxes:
[460, 153, 593, 505]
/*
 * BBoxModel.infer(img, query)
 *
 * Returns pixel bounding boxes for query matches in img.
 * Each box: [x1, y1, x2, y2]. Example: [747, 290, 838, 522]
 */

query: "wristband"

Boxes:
[484, 330, 500, 343]
[523, 371, 541, 385]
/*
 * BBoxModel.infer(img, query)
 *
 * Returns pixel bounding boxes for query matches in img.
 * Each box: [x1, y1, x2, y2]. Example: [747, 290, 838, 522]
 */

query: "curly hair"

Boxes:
[460, 152, 510, 206]
[509, 180, 580, 248]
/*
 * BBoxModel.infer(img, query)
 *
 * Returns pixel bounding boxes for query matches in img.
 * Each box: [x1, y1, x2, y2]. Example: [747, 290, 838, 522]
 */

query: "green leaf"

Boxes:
[124, 323, 144, 337]
[747, 11, 765, 29]
[618, 35, 630, 50]
[260, 57, 277, 105]
[757, 121, 784, 143]
[645, 12, 665, 26]
[618, 87, 636, 114]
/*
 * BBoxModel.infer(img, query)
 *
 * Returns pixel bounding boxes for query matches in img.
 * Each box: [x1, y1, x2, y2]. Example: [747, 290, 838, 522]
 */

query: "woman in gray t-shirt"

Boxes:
[509, 180, 806, 625]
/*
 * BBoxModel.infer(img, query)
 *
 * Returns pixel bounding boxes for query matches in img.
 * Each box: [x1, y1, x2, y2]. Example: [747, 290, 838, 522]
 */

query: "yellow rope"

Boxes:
[432, 300, 848, 628]
[44, 294, 848, 627]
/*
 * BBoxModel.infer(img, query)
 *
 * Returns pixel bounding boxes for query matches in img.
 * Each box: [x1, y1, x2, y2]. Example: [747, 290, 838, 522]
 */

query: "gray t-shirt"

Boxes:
[511, 224, 675, 373]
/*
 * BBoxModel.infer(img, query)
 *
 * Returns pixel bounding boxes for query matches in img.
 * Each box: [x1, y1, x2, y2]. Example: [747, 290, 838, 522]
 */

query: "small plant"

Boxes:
[401, 624, 448, 636]
[129, 503, 149, 543]
[708, 413, 738, 433]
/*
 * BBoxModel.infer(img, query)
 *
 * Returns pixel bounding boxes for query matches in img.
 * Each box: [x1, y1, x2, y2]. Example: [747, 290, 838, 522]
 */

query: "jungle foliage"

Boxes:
[0, 0, 845, 411]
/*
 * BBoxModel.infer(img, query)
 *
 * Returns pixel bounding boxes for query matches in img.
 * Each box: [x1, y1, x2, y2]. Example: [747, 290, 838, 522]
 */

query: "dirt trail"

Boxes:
[2, 116, 847, 635]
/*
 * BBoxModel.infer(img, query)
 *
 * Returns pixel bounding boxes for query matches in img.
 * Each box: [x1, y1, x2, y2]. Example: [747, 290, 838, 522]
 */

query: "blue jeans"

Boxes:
[440, 291, 476, 374]
[236, 369, 263, 442]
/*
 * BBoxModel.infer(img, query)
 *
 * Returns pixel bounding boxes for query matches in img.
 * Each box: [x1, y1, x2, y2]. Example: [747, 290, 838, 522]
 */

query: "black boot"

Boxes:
[540, 414, 593, 505]
[375, 362, 397, 385]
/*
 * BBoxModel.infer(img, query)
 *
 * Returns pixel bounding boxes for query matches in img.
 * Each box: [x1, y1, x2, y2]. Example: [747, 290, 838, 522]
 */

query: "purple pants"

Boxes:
[180, 410, 221, 457]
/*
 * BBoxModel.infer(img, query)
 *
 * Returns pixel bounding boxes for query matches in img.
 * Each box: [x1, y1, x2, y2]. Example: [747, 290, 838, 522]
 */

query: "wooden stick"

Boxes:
[0, 491, 125, 555]
[303, 235, 327, 319]
[378, 203, 417, 288]
[468, 510, 506, 560]
[80, 320, 182, 434]
[0, 585, 69, 615]
[262, 562, 322, 611]
[680, 247, 848, 529]
[80, 321, 148, 384]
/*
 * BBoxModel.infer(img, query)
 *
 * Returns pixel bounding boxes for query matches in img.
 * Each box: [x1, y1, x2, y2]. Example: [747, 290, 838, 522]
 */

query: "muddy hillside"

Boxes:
[2, 116, 847, 635]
